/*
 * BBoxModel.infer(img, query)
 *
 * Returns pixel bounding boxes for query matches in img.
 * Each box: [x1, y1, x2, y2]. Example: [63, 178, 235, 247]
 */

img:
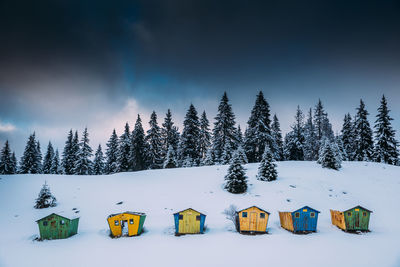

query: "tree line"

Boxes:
[0, 92, 398, 175]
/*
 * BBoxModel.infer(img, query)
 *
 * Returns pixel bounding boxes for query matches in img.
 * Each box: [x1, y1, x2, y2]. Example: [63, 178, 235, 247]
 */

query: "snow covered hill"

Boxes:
[0, 162, 399, 267]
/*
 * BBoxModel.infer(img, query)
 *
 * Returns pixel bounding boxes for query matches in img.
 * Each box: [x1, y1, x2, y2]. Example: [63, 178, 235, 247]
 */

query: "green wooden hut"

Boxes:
[330, 205, 372, 232]
[36, 213, 80, 240]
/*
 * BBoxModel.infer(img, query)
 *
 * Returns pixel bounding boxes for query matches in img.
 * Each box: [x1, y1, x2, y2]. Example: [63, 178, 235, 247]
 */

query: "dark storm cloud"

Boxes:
[1, 0, 400, 155]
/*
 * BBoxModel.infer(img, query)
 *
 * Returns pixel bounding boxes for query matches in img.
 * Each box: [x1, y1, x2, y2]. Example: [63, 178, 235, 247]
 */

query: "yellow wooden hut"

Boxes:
[173, 208, 206, 235]
[235, 206, 270, 234]
[107, 211, 146, 237]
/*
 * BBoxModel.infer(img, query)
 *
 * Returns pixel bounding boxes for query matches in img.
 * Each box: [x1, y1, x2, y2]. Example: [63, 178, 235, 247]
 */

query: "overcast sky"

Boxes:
[1, 0, 400, 157]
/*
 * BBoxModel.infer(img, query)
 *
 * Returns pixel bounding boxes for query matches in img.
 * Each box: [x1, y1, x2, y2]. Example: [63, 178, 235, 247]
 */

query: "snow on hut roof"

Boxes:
[236, 206, 271, 215]
[35, 210, 80, 222]
[173, 208, 206, 215]
[107, 211, 146, 218]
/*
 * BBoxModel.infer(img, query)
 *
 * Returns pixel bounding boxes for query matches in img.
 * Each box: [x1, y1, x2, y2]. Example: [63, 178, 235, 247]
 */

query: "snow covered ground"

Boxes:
[0, 161, 399, 267]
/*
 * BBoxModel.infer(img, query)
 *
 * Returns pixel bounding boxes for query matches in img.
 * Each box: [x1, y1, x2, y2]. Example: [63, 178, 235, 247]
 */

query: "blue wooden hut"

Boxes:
[279, 206, 320, 233]
[173, 208, 206, 235]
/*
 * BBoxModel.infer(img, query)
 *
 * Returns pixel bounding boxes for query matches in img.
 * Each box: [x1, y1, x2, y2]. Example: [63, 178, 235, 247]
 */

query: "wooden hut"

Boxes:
[279, 206, 320, 233]
[235, 206, 270, 234]
[330, 206, 372, 232]
[173, 208, 206, 235]
[36, 213, 79, 240]
[107, 211, 146, 237]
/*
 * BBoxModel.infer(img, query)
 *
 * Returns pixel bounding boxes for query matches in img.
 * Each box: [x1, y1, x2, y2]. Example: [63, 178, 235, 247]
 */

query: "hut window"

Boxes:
[295, 212, 300, 218]
[310, 212, 315, 218]
[114, 220, 119, 226]
[179, 215, 183, 220]
[260, 213, 265, 219]
[242, 212, 248, 218]
[43, 221, 48, 226]
[196, 215, 201, 221]
[363, 212, 367, 217]
[347, 212, 352, 216]
[129, 219, 134, 224]
[60, 220, 65, 225]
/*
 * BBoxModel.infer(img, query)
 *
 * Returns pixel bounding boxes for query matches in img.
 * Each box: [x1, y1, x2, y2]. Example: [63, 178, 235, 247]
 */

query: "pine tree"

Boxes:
[42, 142, 54, 174]
[373, 95, 399, 165]
[0, 140, 13, 174]
[20, 133, 41, 174]
[146, 111, 163, 169]
[118, 122, 132, 172]
[224, 151, 248, 194]
[283, 106, 305, 160]
[220, 141, 234, 164]
[341, 113, 356, 161]
[10, 152, 17, 174]
[202, 148, 215, 166]
[213, 92, 238, 163]
[74, 127, 93, 175]
[131, 115, 148, 171]
[335, 135, 347, 162]
[244, 91, 272, 163]
[163, 145, 177, 169]
[62, 130, 75, 175]
[303, 108, 318, 161]
[178, 104, 201, 166]
[236, 125, 244, 146]
[34, 181, 57, 209]
[318, 139, 341, 170]
[93, 144, 105, 175]
[257, 145, 278, 181]
[161, 109, 180, 158]
[105, 129, 119, 174]
[271, 114, 284, 161]
[199, 111, 212, 161]
[50, 149, 61, 174]
[354, 99, 374, 161]
[36, 141, 43, 173]
[236, 145, 248, 165]
[314, 99, 334, 152]
[72, 131, 80, 170]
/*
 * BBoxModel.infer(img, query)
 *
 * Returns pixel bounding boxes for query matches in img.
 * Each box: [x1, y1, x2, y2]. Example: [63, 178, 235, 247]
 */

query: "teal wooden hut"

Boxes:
[36, 213, 79, 240]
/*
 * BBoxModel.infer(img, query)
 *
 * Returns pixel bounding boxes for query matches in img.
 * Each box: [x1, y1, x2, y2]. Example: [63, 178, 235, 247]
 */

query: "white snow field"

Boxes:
[0, 161, 400, 267]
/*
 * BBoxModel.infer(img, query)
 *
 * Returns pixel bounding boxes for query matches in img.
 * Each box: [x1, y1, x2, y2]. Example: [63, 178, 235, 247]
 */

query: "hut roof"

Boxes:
[107, 211, 146, 218]
[36, 211, 80, 223]
[293, 206, 320, 213]
[173, 208, 205, 216]
[343, 205, 373, 213]
[236, 206, 270, 215]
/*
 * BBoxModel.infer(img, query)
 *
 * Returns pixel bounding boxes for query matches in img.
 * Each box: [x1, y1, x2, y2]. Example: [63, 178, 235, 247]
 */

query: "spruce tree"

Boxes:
[163, 145, 177, 169]
[220, 142, 234, 165]
[236, 145, 248, 165]
[131, 115, 148, 171]
[50, 149, 61, 174]
[283, 106, 305, 160]
[72, 131, 80, 169]
[341, 113, 356, 161]
[161, 109, 180, 158]
[303, 108, 318, 161]
[146, 111, 163, 169]
[354, 99, 374, 161]
[62, 130, 75, 175]
[318, 139, 341, 170]
[0, 140, 13, 174]
[20, 133, 41, 174]
[271, 114, 284, 161]
[314, 99, 334, 151]
[93, 144, 105, 175]
[36, 141, 43, 173]
[178, 104, 201, 166]
[34, 181, 57, 209]
[199, 111, 212, 160]
[236, 125, 244, 146]
[244, 91, 272, 163]
[42, 142, 54, 174]
[202, 148, 215, 166]
[373, 95, 399, 165]
[74, 127, 93, 175]
[118, 122, 132, 172]
[213, 92, 238, 163]
[10, 152, 17, 174]
[257, 145, 278, 181]
[224, 151, 248, 194]
[105, 129, 119, 174]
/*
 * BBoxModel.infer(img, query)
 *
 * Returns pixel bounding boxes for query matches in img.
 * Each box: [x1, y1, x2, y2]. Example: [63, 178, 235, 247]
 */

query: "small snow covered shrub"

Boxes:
[163, 145, 177, 169]
[224, 151, 248, 194]
[223, 205, 239, 231]
[257, 146, 278, 181]
[34, 181, 57, 209]
[318, 139, 342, 170]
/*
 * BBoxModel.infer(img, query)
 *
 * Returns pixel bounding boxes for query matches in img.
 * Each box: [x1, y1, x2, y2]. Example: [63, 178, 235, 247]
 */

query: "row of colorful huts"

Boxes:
[36, 205, 372, 240]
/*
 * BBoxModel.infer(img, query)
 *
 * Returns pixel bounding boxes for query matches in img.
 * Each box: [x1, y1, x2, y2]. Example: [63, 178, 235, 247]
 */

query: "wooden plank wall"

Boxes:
[330, 210, 346, 230]
[279, 212, 294, 232]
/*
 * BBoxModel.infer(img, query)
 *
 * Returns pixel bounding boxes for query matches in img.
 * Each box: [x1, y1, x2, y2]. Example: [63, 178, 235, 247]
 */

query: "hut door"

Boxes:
[303, 215, 309, 231]
[50, 220, 58, 239]
[249, 212, 257, 231]
[122, 220, 128, 236]
[354, 210, 360, 229]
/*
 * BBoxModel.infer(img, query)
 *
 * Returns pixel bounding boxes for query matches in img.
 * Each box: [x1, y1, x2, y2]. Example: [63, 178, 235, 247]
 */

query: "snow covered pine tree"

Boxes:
[257, 145, 278, 181]
[34, 181, 57, 209]
[318, 139, 341, 170]
[224, 151, 248, 194]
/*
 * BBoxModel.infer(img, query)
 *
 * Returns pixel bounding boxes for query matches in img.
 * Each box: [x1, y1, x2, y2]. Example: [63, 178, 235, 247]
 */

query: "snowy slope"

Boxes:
[0, 162, 399, 267]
